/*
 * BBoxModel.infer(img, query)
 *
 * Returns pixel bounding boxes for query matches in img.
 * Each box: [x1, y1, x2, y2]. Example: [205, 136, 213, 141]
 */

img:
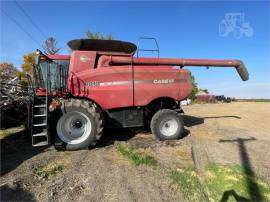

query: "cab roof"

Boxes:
[45, 55, 70, 60]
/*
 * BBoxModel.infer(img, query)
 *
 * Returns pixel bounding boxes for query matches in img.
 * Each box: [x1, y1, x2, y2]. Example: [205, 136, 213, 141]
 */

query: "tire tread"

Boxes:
[55, 98, 104, 150]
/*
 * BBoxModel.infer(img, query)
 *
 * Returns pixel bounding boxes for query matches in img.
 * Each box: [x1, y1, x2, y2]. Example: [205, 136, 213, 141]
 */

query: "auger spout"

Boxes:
[104, 56, 249, 81]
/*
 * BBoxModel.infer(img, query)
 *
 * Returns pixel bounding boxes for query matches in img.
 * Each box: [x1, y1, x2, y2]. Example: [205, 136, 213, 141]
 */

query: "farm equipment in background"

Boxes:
[6, 38, 249, 150]
[196, 95, 217, 103]
[215, 95, 232, 103]
[0, 77, 33, 128]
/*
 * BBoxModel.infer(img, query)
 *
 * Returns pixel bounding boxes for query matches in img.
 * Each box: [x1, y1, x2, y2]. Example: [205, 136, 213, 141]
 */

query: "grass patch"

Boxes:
[170, 168, 209, 201]
[0, 125, 25, 139]
[170, 164, 270, 202]
[35, 153, 70, 179]
[117, 145, 158, 167]
[36, 164, 65, 179]
[205, 164, 270, 201]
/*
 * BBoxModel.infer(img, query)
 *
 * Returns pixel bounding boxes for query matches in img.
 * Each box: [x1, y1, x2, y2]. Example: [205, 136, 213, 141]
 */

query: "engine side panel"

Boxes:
[134, 66, 192, 106]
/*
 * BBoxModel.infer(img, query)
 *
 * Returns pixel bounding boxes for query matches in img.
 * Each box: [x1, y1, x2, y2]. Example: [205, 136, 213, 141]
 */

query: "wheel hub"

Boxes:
[73, 120, 83, 129]
[159, 118, 178, 137]
[56, 111, 92, 144]
[165, 123, 170, 128]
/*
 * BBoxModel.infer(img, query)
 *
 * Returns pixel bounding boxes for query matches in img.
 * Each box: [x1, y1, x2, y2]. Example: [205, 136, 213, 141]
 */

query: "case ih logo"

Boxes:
[153, 79, 174, 84]
[80, 55, 93, 62]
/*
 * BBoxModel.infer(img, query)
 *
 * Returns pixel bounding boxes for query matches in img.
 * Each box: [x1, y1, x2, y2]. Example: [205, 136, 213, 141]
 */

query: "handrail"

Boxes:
[137, 37, 160, 58]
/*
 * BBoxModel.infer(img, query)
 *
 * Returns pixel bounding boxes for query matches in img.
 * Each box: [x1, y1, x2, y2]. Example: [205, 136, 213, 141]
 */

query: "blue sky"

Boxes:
[1, 1, 269, 98]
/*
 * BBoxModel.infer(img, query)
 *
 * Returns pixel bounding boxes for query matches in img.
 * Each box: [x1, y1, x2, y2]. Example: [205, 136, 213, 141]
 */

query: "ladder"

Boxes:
[31, 96, 50, 146]
[31, 61, 51, 147]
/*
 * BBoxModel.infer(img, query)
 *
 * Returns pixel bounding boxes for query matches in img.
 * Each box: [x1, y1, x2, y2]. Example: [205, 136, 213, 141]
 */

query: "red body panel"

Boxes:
[134, 66, 191, 106]
[69, 65, 133, 109]
[66, 51, 192, 109]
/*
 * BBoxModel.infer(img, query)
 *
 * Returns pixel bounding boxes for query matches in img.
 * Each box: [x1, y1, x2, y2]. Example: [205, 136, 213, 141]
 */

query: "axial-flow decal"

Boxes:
[85, 79, 187, 87]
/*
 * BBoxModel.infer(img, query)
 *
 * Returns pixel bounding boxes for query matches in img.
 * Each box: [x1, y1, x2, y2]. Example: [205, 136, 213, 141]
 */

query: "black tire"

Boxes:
[52, 99, 104, 151]
[150, 109, 184, 140]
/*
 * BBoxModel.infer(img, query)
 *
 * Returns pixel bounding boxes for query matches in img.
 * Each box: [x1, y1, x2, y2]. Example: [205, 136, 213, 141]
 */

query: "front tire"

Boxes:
[53, 99, 104, 151]
[150, 109, 184, 140]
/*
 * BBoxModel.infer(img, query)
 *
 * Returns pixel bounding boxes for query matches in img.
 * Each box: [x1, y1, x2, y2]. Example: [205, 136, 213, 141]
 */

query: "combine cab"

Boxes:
[28, 38, 249, 150]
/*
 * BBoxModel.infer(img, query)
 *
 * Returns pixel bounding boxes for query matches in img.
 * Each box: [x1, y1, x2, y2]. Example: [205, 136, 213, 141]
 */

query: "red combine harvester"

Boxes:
[30, 39, 249, 150]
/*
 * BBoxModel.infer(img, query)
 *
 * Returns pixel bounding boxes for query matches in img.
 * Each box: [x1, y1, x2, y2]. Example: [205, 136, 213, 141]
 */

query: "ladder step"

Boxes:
[33, 142, 48, 147]
[34, 114, 47, 117]
[34, 105, 46, 107]
[33, 123, 46, 127]
[33, 132, 47, 137]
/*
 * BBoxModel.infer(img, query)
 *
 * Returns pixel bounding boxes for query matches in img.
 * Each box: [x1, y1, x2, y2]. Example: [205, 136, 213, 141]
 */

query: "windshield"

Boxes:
[39, 59, 69, 92]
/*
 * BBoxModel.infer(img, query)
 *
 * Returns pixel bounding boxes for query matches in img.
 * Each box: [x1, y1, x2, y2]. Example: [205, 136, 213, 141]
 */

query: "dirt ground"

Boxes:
[1, 102, 270, 201]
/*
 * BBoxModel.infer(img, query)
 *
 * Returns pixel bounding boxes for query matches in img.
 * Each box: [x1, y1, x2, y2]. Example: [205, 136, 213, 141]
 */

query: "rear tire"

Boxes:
[150, 109, 183, 140]
[52, 99, 104, 151]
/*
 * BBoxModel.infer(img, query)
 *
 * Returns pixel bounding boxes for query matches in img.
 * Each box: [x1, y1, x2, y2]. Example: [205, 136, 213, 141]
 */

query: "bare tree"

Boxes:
[0, 63, 20, 82]
[42, 37, 60, 55]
